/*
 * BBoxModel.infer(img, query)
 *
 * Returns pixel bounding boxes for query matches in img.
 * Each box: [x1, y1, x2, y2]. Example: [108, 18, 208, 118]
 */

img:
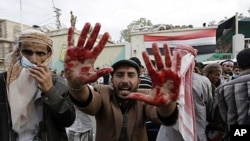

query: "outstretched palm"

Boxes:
[64, 23, 113, 86]
[129, 43, 182, 107]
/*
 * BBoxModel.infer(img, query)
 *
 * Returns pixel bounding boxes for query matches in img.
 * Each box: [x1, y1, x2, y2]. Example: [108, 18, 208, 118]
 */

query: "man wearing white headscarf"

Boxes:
[0, 28, 75, 141]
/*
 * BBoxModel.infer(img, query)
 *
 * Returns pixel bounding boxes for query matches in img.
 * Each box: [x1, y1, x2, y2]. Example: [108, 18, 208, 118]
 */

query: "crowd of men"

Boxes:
[1, 22, 250, 141]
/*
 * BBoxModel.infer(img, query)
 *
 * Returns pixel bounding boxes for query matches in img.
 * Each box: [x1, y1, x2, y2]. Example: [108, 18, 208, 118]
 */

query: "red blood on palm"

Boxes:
[151, 69, 180, 84]
[152, 70, 180, 101]
[131, 60, 181, 106]
[76, 49, 95, 63]
[81, 67, 91, 73]
[153, 87, 167, 106]
[66, 48, 95, 64]
[154, 94, 167, 106]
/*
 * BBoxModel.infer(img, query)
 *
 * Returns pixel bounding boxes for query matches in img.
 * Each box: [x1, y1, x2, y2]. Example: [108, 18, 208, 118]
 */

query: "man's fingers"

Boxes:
[128, 92, 152, 102]
[129, 92, 166, 107]
[96, 67, 113, 77]
[142, 51, 157, 77]
[85, 23, 101, 50]
[152, 43, 164, 70]
[163, 44, 172, 68]
[74, 67, 113, 84]
[92, 32, 110, 57]
[77, 22, 91, 48]
[67, 27, 74, 47]
[173, 52, 182, 74]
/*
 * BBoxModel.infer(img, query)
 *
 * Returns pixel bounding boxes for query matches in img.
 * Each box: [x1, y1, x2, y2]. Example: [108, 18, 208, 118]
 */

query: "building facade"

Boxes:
[0, 19, 30, 71]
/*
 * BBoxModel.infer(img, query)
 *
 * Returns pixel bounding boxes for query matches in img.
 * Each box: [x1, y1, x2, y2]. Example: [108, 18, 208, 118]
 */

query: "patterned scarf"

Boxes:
[172, 45, 198, 141]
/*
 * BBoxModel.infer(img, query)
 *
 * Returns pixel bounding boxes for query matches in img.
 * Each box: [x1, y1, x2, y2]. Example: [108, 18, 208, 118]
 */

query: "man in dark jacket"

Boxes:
[0, 28, 75, 141]
[216, 48, 250, 140]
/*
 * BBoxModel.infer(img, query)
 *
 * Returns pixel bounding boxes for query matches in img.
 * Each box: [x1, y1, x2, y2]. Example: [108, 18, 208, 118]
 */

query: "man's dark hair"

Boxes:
[236, 48, 250, 70]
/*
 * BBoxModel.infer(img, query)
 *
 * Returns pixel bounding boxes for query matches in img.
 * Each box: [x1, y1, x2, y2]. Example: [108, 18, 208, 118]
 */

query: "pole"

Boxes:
[20, 0, 23, 31]
[235, 12, 238, 35]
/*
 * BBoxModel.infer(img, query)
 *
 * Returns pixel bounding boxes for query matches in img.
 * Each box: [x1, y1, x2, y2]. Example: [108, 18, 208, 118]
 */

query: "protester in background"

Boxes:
[129, 57, 152, 89]
[103, 73, 110, 85]
[203, 63, 225, 141]
[61, 70, 65, 77]
[66, 84, 95, 141]
[95, 67, 104, 85]
[232, 64, 240, 79]
[194, 61, 205, 75]
[203, 63, 222, 95]
[219, 60, 234, 84]
[193, 72, 213, 141]
[216, 48, 250, 140]
[64, 22, 181, 141]
[67, 108, 94, 141]
[0, 28, 75, 141]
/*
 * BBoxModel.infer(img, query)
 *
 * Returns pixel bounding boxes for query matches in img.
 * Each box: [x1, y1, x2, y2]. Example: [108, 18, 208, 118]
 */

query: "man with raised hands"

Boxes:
[64, 22, 182, 141]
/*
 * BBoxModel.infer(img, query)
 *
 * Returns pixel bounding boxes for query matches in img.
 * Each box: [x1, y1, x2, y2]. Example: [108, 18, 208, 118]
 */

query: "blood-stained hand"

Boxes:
[128, 43, 181, 107]
[64, 23, 113, 86]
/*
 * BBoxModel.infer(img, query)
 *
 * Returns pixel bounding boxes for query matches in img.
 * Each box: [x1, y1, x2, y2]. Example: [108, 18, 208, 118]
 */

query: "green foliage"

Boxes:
[120, 18, 153, 42]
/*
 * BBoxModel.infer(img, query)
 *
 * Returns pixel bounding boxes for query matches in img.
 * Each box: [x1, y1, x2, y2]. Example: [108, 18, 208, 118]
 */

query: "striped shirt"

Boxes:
[216, 69, 250, 139]
[139, 75, 152, 89]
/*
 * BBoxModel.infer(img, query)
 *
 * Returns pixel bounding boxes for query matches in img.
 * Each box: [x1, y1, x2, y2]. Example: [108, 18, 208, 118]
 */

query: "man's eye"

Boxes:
[128, 74, 135, 77]
[116, 74, 123, 77]
[37, 52, 46, 57]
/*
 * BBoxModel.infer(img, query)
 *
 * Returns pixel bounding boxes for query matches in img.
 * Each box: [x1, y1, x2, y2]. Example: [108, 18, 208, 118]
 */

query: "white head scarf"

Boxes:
[6, 29, 53, 86]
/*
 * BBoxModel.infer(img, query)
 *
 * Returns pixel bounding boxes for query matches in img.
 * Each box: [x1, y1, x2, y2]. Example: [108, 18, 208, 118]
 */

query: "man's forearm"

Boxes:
[157, 102, 177, 117]
[68, 84, 90, 103]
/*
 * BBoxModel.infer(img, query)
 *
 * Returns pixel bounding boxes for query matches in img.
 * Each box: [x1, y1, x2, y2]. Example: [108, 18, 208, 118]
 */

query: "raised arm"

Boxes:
[64, 23, 113, 102]
[129, 43, 181, 108]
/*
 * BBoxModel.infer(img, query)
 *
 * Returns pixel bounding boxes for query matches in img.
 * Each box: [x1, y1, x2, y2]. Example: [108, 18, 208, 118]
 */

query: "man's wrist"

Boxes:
[68, 85, 84, 91]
